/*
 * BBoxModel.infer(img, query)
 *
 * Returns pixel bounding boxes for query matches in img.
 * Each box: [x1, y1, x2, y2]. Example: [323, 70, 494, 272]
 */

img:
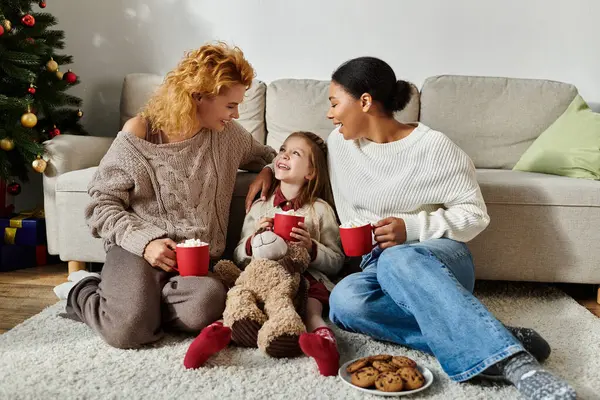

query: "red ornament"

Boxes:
[39, 1, 47, 8]
[64, 70, 77, 84]
[28, 84, 36, 94]
[7, 182, 21, 196]
[26, 37, 35, 44]
[0, 25, 4, 36]
[21, 14, 35, 27]
[49, 127, 61, 138]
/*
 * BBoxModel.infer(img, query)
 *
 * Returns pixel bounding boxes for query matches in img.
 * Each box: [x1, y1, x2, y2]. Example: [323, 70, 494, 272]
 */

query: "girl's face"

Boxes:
[326, 81, 369, 140]
[274, 136, 315, 185]
[195, 84, 246, 132]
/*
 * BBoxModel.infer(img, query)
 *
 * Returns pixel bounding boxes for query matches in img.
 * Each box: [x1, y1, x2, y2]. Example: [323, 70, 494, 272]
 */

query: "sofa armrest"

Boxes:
[43, 135, 114, 178]
[43, 135, 114, 256]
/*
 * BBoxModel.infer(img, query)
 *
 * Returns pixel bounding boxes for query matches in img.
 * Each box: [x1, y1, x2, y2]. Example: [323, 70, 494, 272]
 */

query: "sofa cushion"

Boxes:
[513, 94, 600, 180]
[265, 79, 420, 150]
[237, 81, 267, 144]
[469, 202, 600, 283]
[420, 75, 578, 169]
[119, 74, 163, 129]
[476, 169, 600, 207]
[119, 73, 267, 143]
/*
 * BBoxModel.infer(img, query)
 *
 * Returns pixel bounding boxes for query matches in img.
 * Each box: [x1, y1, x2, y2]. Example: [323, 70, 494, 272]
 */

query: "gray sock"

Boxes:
[480, 326, 551, 379]
[501, 352, 576, 400]
[506, 326, 551, 362]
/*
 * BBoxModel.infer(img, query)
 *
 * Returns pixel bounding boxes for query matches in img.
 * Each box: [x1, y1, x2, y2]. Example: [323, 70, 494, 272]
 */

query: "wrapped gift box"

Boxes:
[0, 244, 59, 272]
[0, 209, 46, 246]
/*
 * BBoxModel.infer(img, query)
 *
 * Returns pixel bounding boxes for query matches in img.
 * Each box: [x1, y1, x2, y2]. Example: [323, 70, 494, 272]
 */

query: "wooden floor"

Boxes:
[0, 264, 598, 334]
[0, 264, 68, 334]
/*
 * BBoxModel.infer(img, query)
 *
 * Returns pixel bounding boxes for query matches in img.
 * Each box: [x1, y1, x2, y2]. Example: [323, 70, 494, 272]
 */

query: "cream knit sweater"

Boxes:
[85, 121, 276, 258]
[327, 123, 490, 243]
[233, 196, 344, 291]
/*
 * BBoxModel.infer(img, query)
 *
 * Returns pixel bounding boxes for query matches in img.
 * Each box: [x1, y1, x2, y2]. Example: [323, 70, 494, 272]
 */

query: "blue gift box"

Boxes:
[0, 244, 59, 272]
[0, 213, 47, 246]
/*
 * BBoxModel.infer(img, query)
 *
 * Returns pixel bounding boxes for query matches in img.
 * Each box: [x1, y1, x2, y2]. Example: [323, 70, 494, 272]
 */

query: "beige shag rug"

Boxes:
[1, 282, 598, 400]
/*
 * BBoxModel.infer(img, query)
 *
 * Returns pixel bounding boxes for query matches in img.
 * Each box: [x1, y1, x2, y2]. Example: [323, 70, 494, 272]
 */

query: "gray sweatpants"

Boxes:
[66, 246, 226, 349]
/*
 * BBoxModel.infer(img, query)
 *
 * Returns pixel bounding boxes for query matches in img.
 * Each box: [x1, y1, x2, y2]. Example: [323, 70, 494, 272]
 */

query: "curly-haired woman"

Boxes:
[54, 42, 276, 349]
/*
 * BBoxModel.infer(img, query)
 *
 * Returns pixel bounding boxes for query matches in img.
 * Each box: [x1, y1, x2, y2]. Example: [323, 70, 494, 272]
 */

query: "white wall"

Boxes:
[15, 0, 600, 209]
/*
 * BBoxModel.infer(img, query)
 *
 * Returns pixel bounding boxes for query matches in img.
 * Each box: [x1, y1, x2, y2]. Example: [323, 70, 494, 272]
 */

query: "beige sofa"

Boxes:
[43, 73, 600, 297]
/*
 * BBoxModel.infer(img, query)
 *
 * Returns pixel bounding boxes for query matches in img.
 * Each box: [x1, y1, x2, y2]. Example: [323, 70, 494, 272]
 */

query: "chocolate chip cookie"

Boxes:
[346, 358, 370, 373]
[397, 367, 426, 390]
[350, 367, 379, 388]
[372, 361, 398, 373]
[391, 355, 417, 369]
[368, 354, 393, 362]
[374, 371, 404, 392]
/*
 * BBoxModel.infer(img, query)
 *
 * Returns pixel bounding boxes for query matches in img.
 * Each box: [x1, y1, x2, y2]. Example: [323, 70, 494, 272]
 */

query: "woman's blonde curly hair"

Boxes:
[141, 42, 255, 138]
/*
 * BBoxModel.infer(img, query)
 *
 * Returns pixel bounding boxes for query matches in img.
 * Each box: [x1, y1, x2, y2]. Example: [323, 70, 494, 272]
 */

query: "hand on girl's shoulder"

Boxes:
[248, 196, 268, 210]
[122, 116, 147, 139]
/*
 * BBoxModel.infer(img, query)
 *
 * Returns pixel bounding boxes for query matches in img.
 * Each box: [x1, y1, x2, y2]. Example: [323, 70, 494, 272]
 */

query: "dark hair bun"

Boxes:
[392, 80, 412, 112]
[332, 57, 413, 115]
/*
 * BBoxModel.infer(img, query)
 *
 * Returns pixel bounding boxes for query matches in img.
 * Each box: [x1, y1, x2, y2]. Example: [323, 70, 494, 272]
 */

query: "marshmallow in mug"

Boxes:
[275, 209, 298, 216]
[340, 219, 371, 229]
[177, 238, 208, 247]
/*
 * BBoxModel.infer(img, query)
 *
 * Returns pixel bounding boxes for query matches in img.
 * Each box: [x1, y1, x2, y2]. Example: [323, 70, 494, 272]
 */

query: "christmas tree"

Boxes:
[0, 0, 86, 184]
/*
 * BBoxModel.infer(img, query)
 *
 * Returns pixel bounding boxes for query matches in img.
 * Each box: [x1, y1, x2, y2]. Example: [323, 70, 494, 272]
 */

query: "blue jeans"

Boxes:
[329, 239, 524, 382]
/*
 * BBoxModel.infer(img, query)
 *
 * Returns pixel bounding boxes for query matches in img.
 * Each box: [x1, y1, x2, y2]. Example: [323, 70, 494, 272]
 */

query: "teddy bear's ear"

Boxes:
[255, 227, 269, 236]
[279, 243, 310, 274]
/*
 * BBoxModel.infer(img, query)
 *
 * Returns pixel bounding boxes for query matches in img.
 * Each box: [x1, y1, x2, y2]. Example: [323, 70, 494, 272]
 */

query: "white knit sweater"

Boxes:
[327, 123, 490, 243]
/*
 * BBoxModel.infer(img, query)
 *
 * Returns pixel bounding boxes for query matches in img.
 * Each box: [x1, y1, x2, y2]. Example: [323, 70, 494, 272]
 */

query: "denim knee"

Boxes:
[377, 245, 426, 283]
[328, 276, 363, 326]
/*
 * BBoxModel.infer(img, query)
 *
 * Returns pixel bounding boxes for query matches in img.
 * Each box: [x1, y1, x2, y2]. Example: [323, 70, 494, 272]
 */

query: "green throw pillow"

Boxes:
[513, 94, 600, 180]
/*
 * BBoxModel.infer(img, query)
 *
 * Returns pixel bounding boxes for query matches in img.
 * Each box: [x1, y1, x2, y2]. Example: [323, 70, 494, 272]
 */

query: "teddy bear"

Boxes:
[214, 228, 310, 358]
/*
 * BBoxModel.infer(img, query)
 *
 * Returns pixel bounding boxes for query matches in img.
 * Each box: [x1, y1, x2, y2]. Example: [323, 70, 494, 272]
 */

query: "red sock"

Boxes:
[299, 327, 340, 377]
[183, 321, 232, 369]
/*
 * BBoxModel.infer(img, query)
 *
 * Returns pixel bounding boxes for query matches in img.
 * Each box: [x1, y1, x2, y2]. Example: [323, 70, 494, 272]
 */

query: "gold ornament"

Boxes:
[32, 155, 47, 173]
[2, 20, 12, 32]
[46, 58, 58, 72]
[56, 70, 64, 80]
[0, 138, 15, 151]
[77, 109, 83, 117]
[21, 107, 37, 128]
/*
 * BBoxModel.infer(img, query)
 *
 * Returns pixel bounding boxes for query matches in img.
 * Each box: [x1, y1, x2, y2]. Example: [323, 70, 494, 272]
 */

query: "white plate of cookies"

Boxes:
[338, 355, 433, 396]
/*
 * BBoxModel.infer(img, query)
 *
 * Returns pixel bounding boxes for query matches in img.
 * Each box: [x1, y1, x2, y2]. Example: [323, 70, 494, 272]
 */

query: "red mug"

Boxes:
[273, 213, 305, 241]
[339, 224, 374, 257]
[173, 243, 209, 276]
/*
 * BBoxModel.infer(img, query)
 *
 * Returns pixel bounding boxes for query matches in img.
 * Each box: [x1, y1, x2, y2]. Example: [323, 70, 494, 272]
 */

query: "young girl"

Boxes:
[184, 131, 344, 377]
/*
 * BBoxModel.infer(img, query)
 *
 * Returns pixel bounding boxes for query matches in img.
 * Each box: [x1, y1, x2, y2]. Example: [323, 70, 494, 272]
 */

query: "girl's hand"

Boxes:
[143, 238, 178, 272]
[373, 217, 407, 249]
[256, 217, 274, 231]
[291, 222, 313, 254]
